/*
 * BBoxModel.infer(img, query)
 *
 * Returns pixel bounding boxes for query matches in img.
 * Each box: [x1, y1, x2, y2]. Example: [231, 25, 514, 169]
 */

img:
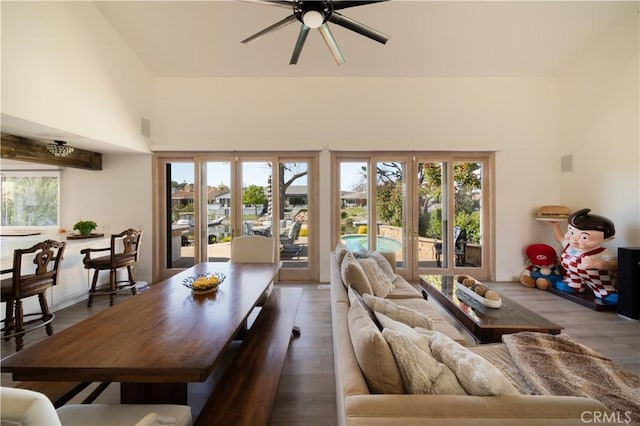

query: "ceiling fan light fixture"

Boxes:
[47, 140, 74, 157]
[302, 10, 324, 28]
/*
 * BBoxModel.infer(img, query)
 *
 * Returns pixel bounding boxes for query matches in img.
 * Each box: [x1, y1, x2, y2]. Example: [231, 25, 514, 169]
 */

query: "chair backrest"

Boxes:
[11, 240, 66, 297]
[230, 236, 275, 263]
[111, 229, 142, 262]
[0, 387, 62, 426]
[287, 221, 301, 241]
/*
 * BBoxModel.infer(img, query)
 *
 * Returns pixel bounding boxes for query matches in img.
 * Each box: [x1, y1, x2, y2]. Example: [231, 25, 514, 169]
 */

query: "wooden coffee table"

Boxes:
[419, 275, 563, 343]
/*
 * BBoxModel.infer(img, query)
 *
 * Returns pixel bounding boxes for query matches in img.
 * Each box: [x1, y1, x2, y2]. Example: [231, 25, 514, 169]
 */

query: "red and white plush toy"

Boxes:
[519, 244, 563, 290]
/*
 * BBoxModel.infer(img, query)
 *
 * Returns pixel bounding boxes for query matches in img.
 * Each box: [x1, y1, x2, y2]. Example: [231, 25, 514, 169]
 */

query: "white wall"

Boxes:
[1, 2, 153, 153]
[62, 154, 154, 284]
[154, 77, 561, 280]
[558, 12, 640, 253]
[1, 2, 156, 306]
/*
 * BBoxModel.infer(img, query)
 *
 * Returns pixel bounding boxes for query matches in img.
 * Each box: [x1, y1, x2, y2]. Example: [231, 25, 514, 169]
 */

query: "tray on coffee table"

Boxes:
[419, 274, 563, 343]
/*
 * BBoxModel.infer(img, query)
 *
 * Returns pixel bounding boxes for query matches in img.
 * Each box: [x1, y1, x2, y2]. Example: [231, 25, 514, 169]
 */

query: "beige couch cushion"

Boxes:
[363, 251, 397, 281]
[469, 344, 532, 394]
[341, 252, 373, 296]
[385, 276, 423, 299]
[358, 258, 395, 298]
[363, 294, 434, 330]
[391, 297, 467, 344]
[347, 292, 404, 394]
[429, 332, 519, 396]
[382, 329, 467, 395]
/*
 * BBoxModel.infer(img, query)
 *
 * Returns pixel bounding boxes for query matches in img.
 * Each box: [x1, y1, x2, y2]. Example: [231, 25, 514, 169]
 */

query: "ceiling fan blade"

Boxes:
[328, 12, 389, 44]
[241, 14, 297, 44]
[332, 0, 389, 11]
[290, 25, 310, 64]
[318, 23, 345, 65]
[239, 0, 295, 9]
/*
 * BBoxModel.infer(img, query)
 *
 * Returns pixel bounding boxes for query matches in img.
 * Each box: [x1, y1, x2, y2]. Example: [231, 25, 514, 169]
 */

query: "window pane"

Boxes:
[376, 161, 405, 268]
[241, 162, 272, 237]
[279, 161, 309, 267]
[417, 162, 446, 268]
[454, 162, 482, 267]
[1, 172, 59, 227]
[340, 162, 368, 250]
[168, 163, 195, 268]
[205, 161, 231, 261]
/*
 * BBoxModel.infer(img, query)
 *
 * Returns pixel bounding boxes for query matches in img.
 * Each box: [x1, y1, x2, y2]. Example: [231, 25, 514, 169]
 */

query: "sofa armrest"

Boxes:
[344, 394, 606, 425]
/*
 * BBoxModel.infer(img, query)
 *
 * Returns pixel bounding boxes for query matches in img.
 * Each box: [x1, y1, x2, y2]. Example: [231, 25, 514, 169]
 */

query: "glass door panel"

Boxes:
[166, 162, 195, 269]
[453, 161, 483, 268]
[240, 161, 273, 237]
[203, 161, 232, 261]
[158, 152, 319, 282]
[375, 161, 406, 270]
[339, 162, 369, 250]
[416, 162, 450, 269]
[277, 161, 309, 268]
[335, 154, 492, 281]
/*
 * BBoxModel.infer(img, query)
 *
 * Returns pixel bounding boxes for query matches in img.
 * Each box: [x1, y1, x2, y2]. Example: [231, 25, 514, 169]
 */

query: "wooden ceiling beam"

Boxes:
[1, 133, 102, 171]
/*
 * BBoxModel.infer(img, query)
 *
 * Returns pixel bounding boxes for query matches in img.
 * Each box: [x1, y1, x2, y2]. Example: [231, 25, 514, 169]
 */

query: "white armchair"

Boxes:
[0, 387, 192, 426]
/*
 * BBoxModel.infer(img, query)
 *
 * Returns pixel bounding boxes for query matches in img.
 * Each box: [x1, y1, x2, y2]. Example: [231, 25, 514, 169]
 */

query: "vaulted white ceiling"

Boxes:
[1, 1, 636, 155]
[94, 0, 635, 78]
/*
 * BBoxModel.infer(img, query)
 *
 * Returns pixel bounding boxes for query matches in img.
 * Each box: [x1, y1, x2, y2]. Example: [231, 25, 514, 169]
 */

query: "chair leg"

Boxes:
[38, 293, 54, 336]
[87, 270, 100, 308]
[4, 300, 15, 341]
[127, 265, 137, 296]
[14, 299, 24, 352]
[109, 269, 117, 306]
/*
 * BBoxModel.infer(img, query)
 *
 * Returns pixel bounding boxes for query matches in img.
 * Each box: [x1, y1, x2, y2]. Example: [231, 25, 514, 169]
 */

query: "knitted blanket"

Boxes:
[502, 332, 640, 426]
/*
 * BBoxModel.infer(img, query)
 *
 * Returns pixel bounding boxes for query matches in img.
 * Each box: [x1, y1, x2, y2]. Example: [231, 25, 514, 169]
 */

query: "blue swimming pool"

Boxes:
[341, 234, 402, 253]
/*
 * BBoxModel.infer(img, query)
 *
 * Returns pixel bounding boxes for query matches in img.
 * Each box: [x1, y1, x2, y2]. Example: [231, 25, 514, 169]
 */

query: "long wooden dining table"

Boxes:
[1, 262, 280, 413]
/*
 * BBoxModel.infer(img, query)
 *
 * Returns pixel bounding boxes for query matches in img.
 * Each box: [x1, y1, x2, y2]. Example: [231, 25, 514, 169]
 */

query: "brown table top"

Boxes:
[419, 274, 563, 343]
[2, 262, 279, 383]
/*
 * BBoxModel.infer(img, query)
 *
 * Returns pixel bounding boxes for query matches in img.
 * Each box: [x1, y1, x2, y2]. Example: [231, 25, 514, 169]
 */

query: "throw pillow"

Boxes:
[367, 251, 397, 281]
[348, 286, 383, 331]
[376, 312, 434, 355]
[364, 294, 434, 330]
[335, 243, 350, 266]
[382, 329, 467, 395]
[347, 296, 404, 394]
[341, 252, 373, 296]
[358, 258, 395, 298]
[429, 331, 519, 396]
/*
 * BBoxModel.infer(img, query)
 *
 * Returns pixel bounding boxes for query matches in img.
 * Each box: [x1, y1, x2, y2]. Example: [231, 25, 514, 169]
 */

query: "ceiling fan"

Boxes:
[241, 0, 390, 65]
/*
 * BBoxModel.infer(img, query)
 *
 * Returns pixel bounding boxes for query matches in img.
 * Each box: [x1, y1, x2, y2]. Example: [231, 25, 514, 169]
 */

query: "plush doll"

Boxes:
[520, 244, 563, 290]
[546, 208, 618, 304]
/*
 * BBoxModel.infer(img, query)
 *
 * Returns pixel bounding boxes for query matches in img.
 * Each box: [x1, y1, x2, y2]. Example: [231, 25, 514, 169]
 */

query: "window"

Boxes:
[1, 171, 60, 228]
[332, 152, 493, 281]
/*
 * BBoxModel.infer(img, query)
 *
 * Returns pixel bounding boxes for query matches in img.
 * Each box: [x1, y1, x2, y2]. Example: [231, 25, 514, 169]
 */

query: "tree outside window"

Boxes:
[1, 171, 60, 227]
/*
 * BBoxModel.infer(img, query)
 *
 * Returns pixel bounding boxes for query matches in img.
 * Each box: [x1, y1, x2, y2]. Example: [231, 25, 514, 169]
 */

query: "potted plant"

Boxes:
[73, 220, 98, 236]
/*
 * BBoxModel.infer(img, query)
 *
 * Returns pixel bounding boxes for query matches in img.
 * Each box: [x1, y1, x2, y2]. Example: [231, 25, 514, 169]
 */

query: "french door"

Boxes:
[332, 152, 493, 281]
[153, 152, 319, 282]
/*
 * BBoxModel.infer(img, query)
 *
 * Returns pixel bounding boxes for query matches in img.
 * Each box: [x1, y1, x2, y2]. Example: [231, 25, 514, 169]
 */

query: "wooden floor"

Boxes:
[1, 280, 639, 425]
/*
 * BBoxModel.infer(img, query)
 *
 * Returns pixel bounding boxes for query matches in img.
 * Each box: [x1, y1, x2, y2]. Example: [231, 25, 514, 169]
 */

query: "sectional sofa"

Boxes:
[330, 248, 607, 425]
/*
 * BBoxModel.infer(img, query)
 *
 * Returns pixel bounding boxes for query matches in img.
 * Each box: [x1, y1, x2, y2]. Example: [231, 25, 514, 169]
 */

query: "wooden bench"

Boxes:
[194, 286, 302, 426]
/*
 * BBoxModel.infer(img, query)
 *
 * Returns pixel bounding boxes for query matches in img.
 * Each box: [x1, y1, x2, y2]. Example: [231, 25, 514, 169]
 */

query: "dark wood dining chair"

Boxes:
[81, 228, 142, 307]
[1, 239, 66, 351]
